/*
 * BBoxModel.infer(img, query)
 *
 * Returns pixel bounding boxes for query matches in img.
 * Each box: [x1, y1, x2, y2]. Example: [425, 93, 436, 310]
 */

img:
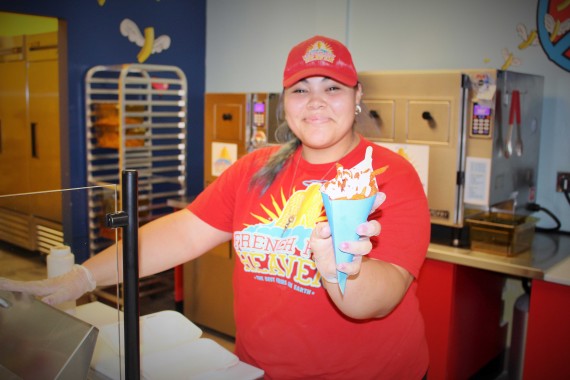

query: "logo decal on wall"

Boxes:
[537, 0, 570, 71]
[494, 0, 569, 72]
[120, 18, 171, 63]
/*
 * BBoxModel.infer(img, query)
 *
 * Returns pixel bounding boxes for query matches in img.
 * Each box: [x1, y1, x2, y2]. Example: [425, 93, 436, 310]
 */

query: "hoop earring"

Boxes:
[355, 104, 362, 115]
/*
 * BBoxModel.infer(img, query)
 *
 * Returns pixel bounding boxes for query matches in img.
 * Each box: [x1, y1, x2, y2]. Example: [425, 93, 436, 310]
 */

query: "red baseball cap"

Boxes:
[282, 35, 358, 88]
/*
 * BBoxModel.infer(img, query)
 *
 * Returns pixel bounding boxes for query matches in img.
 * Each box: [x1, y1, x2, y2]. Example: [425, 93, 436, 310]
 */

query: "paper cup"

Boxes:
[321, 193, 376, 294]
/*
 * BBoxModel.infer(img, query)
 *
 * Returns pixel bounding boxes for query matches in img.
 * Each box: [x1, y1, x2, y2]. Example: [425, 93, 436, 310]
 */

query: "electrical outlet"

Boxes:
[557, 172, 570, 192]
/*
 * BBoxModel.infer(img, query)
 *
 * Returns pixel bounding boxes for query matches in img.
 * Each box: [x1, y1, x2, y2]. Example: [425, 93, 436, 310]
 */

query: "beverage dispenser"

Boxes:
[359, 70, 544, 243]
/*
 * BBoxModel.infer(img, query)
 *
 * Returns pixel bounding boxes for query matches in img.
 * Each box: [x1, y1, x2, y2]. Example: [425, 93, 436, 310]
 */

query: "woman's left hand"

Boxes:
[310, 192, 385, 283]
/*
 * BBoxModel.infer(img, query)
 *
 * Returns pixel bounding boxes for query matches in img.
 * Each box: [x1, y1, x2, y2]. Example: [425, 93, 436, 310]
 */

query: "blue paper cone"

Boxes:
[321, 193, 376, 294]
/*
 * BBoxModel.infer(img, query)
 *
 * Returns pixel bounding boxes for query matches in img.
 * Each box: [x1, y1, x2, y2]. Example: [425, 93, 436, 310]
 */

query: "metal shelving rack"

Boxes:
[85, 64, 187, 256]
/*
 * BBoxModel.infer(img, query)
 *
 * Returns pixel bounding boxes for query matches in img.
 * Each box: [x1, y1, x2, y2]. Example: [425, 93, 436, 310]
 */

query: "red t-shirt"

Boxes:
[189, 137, 430, 379]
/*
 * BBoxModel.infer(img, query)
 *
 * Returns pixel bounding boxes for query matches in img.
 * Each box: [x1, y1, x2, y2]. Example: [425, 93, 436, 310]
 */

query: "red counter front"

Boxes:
[523, 279, 570, 380]
[417, 259, 507, 379]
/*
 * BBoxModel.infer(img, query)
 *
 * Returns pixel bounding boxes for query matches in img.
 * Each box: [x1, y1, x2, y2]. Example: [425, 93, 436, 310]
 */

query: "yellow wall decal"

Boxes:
[120, 18, 171, 63]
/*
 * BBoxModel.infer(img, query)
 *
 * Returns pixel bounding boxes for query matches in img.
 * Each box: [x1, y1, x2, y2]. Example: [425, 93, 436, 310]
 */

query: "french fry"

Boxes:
[501, 52, 513, 70]
[518, 30, 537, 50]
[137, 27, 155, 63]
[551, 20, 560, 42]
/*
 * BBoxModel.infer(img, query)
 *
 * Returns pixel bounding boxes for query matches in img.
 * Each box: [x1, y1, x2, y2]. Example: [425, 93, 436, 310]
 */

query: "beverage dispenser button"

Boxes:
[471, 103, 492, 137]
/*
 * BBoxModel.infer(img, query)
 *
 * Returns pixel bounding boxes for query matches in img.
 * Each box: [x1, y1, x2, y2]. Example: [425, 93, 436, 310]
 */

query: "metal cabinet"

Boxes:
[0, 32, 63, 253]
[85, 64, 187, 256]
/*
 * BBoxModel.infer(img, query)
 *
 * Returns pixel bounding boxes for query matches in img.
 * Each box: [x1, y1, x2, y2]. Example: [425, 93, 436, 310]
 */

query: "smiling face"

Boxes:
[283, 76, 363, 164]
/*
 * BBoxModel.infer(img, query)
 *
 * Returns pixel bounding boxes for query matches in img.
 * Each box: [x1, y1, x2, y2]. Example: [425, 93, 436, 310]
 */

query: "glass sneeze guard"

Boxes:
[0, 184, 127, 379]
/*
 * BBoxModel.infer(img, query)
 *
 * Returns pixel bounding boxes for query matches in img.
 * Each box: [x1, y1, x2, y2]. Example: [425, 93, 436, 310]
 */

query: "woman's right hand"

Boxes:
[310, 192, 385, 284]
[0, 265, 97, 306]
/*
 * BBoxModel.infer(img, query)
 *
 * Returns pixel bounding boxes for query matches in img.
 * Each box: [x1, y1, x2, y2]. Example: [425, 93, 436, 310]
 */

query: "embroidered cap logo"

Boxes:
[303, 41, 336, 64]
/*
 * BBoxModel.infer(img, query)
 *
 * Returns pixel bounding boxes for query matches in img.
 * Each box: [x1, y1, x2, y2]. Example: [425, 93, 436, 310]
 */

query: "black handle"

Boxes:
[106, 171, 141, 380]
[31, 122, 38, 158]
[105, 211, 129, 228]
[369, 110, 380, 119]
[422, 112, 436, 128]
[122, 170, 140, 380]
[222, 113, 233, 121]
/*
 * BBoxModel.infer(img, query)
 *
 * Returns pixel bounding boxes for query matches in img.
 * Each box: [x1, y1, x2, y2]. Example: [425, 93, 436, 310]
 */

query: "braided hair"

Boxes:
[249, 92, 300, 193]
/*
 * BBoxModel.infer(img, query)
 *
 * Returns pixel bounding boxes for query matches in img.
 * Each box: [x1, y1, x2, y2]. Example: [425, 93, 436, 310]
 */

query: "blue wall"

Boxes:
[0, 1, 206, 261]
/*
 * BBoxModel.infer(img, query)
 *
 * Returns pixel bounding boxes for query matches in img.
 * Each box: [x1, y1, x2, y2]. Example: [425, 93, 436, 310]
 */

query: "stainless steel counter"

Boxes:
[428, 232, 570, 284]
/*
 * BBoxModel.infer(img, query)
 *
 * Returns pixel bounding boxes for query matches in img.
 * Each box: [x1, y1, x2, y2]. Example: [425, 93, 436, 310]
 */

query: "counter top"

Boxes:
[428, 232, 570, 285]
[77, 302, 263, 380]
[544, 255, 570, 286]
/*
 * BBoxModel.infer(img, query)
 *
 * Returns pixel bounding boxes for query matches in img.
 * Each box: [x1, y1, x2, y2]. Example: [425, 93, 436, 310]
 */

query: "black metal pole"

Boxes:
[122, 170, 140, 380]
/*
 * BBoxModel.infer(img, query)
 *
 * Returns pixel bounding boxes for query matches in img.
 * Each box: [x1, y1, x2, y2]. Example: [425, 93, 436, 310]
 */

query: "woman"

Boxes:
[1, 35, 430, 379]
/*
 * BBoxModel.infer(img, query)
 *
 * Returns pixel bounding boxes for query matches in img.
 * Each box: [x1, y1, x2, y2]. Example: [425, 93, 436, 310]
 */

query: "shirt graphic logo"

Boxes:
[234, 183, 326, 295]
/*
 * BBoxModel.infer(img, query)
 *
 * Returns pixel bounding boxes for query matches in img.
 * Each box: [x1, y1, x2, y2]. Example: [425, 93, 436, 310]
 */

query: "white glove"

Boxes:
[0, 264, 97, 306]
